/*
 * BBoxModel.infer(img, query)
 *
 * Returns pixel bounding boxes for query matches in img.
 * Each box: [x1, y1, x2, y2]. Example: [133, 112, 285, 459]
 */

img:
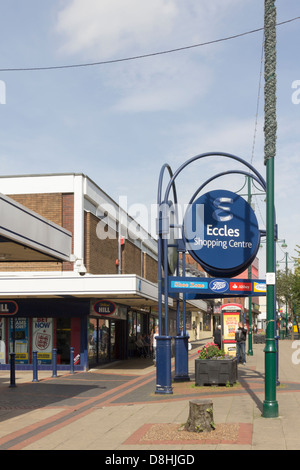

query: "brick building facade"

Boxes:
[0, 173, 209, 370]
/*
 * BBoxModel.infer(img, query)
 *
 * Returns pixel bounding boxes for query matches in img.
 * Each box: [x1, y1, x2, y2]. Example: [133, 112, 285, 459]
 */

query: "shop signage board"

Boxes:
[183, 189, 260, 277]
[93, 300, 116, 316]
[169, 276, 266, 298]
[0, 301, 18, 315]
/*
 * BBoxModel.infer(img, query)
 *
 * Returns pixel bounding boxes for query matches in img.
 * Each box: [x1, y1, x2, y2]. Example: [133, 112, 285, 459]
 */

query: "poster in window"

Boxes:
[32, 318, 53, 364]
[9, 318, 29, 364]
[223, 313, 240, 341]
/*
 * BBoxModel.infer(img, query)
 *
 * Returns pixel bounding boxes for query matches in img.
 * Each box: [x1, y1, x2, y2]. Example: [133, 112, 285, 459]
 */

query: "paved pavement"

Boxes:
[0, 338, 300, 452]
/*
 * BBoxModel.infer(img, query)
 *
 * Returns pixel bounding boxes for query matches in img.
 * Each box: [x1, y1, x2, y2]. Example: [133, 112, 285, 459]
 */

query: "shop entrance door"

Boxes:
[110, 320, 126, 360]
[88, 318, 126, 365]
[56, 318, 71, 364]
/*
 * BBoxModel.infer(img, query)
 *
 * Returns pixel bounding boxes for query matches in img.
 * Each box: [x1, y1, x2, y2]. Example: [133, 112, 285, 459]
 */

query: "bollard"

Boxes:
[70, 347, 74, 374]
[32, 351, 39, 382]
[52, 348, 57, 378]
[9, 352, 16, 388]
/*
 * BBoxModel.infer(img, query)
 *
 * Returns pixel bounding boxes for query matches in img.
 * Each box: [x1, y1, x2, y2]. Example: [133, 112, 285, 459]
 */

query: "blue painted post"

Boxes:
[9, 352, 16, 388]
[52, 348, 57, 378]
[155, 336, 173, 394]
[155, 203, 173, 394]
[70, 347, 74, 374]
[32, 351, 38, 382]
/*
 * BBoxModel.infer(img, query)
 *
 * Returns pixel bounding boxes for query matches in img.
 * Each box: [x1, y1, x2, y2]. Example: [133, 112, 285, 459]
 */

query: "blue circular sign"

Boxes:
[183, 189, 260, 277]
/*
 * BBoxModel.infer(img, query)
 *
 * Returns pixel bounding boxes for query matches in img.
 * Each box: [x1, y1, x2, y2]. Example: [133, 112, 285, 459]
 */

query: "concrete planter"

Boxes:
[253, 334, 266, 344]
[195, 357, 237, 386]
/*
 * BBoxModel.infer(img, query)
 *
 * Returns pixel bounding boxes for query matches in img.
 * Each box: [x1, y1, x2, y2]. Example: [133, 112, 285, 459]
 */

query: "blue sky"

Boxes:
[0, 0, 299, 276]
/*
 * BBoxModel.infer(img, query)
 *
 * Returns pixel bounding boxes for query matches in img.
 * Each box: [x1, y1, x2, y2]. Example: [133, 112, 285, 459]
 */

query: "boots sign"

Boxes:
[183, 189, 260, 277]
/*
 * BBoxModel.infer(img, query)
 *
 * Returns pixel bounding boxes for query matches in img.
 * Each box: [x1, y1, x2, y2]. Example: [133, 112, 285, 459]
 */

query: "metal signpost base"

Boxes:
[155, 336, 173, 394]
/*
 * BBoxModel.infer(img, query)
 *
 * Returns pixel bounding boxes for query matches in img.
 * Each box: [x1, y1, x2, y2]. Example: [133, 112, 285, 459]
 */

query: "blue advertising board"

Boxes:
[182, 189, 260, 277]
[169, 276, 266, 298]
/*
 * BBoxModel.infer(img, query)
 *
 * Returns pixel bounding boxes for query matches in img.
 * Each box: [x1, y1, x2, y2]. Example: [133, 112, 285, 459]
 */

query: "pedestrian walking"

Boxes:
[152, 326, 159, 366]
[235, 322, 247, 364]
[213, 325, 222, 349]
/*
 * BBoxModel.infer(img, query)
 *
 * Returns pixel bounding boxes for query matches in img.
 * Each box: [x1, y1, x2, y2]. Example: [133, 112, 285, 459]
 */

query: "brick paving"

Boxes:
[0, 339, 299, 450]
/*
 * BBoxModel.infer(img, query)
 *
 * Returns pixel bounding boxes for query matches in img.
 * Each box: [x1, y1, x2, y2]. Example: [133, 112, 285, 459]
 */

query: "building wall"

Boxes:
[0, 192, 68, 272]
[143, 252, 157, 284]
[121, 238, 141, 276]
[84, 211, 119, 275]
[0, 188, 159, 282]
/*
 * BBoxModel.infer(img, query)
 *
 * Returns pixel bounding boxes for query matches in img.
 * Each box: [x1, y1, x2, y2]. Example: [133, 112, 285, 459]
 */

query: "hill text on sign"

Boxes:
[93, 300, 116, 316]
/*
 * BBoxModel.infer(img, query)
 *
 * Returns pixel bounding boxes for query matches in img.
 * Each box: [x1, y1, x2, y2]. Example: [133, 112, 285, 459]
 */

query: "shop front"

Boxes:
[0, 299, 89, 371]
[88, 301, 160, 365]
[88, 300, 128, 366]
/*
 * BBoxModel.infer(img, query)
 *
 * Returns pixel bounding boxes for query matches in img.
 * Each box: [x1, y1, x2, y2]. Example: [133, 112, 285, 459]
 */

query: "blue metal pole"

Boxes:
[52, 348, 57, 378]
[70, 347, 74, 374]
[155, 202, 172, 394]
[157, 237, 172, 393]
[9, 352, 16, 388]
[174, 250, 189, 382]
[32, 351, 38, 382]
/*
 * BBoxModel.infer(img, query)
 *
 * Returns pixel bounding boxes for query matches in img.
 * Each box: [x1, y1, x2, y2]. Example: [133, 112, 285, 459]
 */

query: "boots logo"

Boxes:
[209, 279, 229, 293]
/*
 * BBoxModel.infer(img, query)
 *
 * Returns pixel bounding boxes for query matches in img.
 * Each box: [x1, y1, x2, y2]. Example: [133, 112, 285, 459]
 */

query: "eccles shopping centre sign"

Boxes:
[183, 189, 260, 278]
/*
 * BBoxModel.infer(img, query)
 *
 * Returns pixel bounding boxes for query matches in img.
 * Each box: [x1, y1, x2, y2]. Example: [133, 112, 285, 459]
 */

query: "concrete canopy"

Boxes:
[0, 193, 72, 262]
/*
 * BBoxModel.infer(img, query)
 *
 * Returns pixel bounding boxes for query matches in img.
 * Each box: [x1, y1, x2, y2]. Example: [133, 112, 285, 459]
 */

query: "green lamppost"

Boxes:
[263, 0, 278, 418]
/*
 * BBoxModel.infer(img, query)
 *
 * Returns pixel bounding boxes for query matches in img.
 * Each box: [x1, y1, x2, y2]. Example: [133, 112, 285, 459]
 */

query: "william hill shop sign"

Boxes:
[0, 301, 18, 315]
[93, 300, 116, 316]
[183, 189, 260, 278]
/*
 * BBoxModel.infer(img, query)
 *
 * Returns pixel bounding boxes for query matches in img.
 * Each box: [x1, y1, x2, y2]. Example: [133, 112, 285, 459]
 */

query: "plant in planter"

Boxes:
[198, 342, 227, 360]
[195, 342, 237, 386]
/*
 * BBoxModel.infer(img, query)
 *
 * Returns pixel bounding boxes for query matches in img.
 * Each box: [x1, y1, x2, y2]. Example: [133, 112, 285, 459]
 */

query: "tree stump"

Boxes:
[184, 399, 215, 433]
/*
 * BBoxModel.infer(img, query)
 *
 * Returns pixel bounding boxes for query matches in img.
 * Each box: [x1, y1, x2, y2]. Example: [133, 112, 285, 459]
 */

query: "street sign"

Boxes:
[183, 189, 260, 277]
[169, 276, 266, 298]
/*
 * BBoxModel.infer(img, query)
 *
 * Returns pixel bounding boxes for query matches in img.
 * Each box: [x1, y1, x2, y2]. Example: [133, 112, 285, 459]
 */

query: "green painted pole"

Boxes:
[263, 0, 279, 418]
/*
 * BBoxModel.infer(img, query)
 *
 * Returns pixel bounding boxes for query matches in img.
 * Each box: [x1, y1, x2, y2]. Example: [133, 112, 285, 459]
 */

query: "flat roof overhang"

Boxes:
[0, 273, 173, 310]
[0, 193, 72, 262]
[0, 273, 209, 313]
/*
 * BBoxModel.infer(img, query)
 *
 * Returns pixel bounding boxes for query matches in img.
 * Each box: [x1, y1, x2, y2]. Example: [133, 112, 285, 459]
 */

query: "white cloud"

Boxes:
[56, 0, 178, 58]
[55, 0, 244, 58]
[55, 0, 249, 113]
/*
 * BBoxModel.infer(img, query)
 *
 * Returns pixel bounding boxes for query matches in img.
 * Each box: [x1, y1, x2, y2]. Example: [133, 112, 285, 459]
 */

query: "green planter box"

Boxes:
[195, 358, 237, 386]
